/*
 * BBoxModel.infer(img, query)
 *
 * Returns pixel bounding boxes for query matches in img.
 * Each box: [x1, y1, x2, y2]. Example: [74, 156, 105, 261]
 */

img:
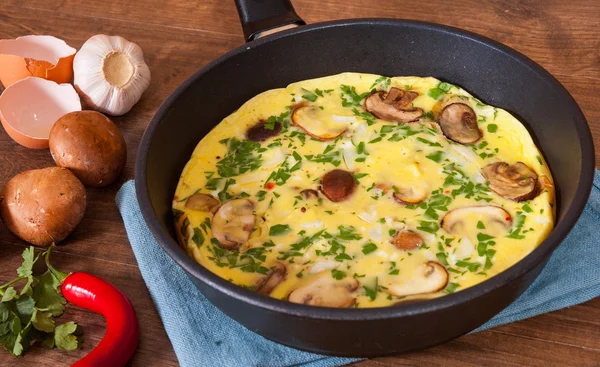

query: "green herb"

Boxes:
[301, 88, 318, 102]
[217, 178, 235, 202]
[417, 220, 439, 234]
[422, 111, 434, 120]
[216, 138, 262, 178]
[477, 221, 486, 229]
[363, 277, 379, 301]
[427, 88, 445, 100]
[369, 76, 391, 90]
[416, 137, 442, 147]
[340, 85, 369, 107]
[352, 108, 377, 126]
[487, 124, 498, 133]
[305, 148, 342, 167]
[192, 228, 205, 247]
[353, 173, 369, 183]
[522, 204, 533, 213]
[331, 269, 347, 280]
[445, 282, 460, 293]
[455, 259, 481, 273]
[362, 243, 378, 255]
[356, 141, 367, 154]
[264, 119, 276, 130]
[478, 115, 487, 123]
[269, 224, 291, 236]
[507, 211, 527, 239]
[536, 155, 543, 165]
[476, 233, 494, 242]
[0, 245, 79, 357]
[337, 226, 362, 240]
[426, 151, 444, 163]
[256, 190, 267, 202]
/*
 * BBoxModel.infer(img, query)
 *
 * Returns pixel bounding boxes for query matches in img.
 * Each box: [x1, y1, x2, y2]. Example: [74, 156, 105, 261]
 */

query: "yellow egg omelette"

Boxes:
[172, 73, 555, 308]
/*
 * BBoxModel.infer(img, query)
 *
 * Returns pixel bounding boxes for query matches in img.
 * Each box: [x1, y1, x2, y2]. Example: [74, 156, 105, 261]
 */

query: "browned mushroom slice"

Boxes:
[292, 106, 347, 140]
[212, 198, 256, 250]
[300, 189, 319, 199]
[319, 169, 356, 202]
[185, 193, 220, 213]
[482, 162, 539, 201]
[256, 262, 286, 295]
[288, 275, 359, 308]
[174, 213, 190, 248]
[364, 87, 424, 122]
[441, 205, 512, 234]
[246, 120, 282, 142]
[388, 262, 449, 297]
[437, 103, 482, 144]
[390, 231, 424, 251]
[392, 185, 428, 205]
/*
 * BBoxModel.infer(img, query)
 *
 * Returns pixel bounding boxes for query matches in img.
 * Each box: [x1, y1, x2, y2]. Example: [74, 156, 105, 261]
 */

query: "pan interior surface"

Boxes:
[138, 20, 592, 322]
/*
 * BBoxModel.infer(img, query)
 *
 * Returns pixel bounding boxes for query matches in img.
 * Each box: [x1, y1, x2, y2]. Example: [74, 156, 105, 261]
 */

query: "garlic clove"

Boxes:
[73, 35, 151, 116]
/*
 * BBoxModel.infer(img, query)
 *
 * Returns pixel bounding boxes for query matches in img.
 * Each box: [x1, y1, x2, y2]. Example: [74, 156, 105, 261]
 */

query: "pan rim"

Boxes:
[135, 18, 595, 321]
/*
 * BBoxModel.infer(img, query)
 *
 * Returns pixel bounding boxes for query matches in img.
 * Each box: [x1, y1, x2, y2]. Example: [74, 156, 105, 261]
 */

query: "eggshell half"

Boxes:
[0, 77, 81, 149]
[0, 35, 76, 88]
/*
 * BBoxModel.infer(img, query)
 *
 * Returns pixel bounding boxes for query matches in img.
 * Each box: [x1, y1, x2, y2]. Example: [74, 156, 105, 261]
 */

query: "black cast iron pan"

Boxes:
[135, 0, 594, 357]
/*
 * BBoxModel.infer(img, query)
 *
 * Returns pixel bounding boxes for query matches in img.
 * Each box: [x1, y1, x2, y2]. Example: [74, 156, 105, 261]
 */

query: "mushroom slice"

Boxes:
[482, 162, 538, 201]
[174, 213, 190, 248]
[256, 262, 286, 295]
[320, 169, 356, 202]
[185, 193, 220, 213]
[388, 262, 449, 297]
[300, 189, 319, 199]
[292, 106, 347, 140]
[392, 185, 428, 205]
[212, 198, 256, 250]
[364, 87, 424, 122]
[437, 102, 482, 144]
[246, 120, 282, 142]
[288, 275, 359, 308]
[441, 205, 512, 234]
[390, 231, 424, 251]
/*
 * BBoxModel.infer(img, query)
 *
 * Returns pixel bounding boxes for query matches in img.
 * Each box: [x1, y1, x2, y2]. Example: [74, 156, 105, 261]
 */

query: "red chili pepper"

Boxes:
[61, 272, 139, 367]
[266, 181, 276, 190]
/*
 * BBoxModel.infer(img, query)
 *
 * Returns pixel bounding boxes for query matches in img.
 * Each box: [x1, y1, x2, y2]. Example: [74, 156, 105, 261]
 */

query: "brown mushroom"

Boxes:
[437, 102, 482, 144]
[256, 262, 287, 295]
[288, 275, 359, 308]
[174, 212, 190, 248]
[392, 185, 428, 205]
[319, 169, 356, 202]
[246, 120, 282, 142]
[300, 189, 319, 200]
[387, 262, 449, 297]
[211, 198, 256, 250]
[364, 87, 424, 122]
[185, 193, 220, 213]
[482, 162, 538, 201]
[292, 106, 347, 140]
[441, 205, 512, 234]
[390, 231, 424, 251]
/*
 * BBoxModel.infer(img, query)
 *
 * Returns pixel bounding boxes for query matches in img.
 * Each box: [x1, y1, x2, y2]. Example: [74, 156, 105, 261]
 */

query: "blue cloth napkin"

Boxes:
[116, 172, 600, 367]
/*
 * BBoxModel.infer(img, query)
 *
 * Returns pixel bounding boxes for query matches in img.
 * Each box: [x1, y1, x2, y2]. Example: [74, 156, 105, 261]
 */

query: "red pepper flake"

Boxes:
[444, 190, 450, 194]
[301, 207, 306, 213]
[506, 216, 511, 221]
[266, 181, 276, 190]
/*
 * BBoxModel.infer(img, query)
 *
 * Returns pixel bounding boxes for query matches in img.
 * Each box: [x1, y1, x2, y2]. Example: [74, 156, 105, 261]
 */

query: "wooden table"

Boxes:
[1, 1, 599, 366]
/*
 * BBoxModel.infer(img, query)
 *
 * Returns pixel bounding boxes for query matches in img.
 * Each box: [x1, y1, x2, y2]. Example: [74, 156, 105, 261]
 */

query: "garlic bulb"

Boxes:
[73, 35, 151, 116]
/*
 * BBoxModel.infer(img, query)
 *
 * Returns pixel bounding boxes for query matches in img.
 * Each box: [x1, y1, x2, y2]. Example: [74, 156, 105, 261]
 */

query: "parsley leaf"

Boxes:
[54, 322, 78, 350]
[362, 243, 378, 255]
[331, 269, 347, 280]
[269, 224, 291, 236]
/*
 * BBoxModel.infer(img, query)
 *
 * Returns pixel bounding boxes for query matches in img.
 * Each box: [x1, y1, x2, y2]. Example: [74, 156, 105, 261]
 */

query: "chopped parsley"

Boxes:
[216, 138, 262, 178]
[362, 242, 378, 255]
[331, 269, 347, 280]
[487, 124, 498, 133]
[340, 85, 369, 107]
[269, 224, 291, 236]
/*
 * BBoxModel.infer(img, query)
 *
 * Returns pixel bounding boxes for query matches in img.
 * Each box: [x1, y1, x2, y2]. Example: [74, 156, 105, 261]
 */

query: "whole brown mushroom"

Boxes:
[49, 111, 127, 187]
[0, 167, 86, 246]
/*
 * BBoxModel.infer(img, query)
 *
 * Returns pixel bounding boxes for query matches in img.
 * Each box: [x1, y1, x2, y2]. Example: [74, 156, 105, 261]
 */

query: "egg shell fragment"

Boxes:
[0, 35, 76, 87]
[0, 77, 81, 149]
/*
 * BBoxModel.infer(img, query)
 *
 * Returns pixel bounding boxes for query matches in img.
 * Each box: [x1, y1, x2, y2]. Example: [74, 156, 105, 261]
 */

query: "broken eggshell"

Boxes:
[0, 77, 81, 149]
[0, 35, 76, 88]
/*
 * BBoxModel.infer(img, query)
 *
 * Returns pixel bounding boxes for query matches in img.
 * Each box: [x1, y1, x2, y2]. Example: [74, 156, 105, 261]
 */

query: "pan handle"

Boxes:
[234, 0, 305, 41]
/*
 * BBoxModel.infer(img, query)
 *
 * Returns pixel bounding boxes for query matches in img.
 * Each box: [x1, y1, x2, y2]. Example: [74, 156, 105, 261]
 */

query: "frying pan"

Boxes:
[135, 0, 595, 357]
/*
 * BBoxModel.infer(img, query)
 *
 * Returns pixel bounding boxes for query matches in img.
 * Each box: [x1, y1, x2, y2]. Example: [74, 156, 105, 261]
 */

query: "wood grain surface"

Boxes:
[0, 0, 599, 366]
